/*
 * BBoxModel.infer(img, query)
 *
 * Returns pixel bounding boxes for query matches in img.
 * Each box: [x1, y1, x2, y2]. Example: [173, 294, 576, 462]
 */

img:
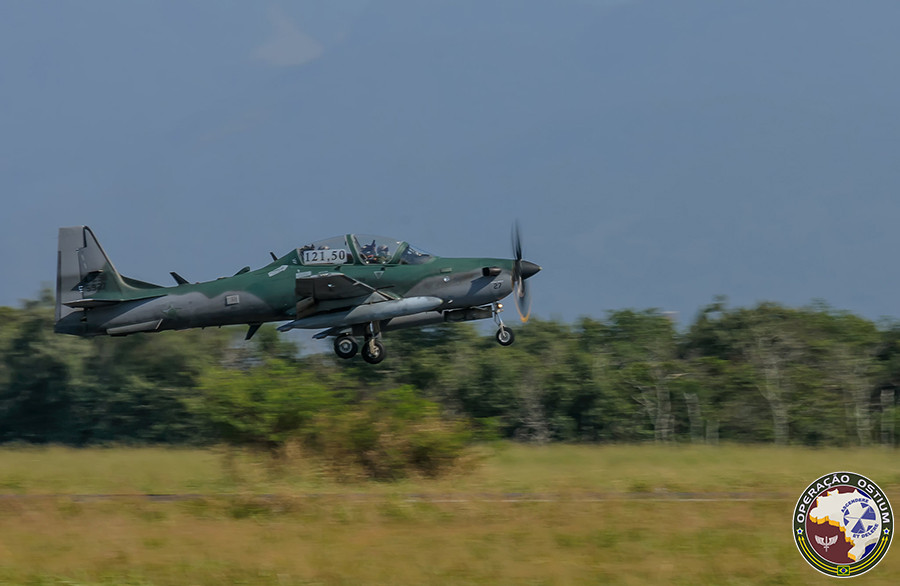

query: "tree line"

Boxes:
[1, 291, 898, 450]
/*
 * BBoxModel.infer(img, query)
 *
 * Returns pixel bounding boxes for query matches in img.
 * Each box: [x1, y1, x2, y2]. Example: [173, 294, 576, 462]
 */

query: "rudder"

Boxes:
[56, 226, 126, 323]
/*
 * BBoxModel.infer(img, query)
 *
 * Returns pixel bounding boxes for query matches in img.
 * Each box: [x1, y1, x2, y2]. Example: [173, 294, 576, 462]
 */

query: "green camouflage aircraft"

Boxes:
[55, 226, 540, 363]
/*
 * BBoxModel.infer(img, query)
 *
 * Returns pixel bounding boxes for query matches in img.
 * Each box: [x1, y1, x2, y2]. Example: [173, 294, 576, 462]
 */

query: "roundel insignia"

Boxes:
[793, 471, 893, 577]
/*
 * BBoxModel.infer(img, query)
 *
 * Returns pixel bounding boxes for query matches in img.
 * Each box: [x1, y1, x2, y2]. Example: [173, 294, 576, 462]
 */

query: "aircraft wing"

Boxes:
[280, 272, 438, 332]
[295, 272, 397, 302]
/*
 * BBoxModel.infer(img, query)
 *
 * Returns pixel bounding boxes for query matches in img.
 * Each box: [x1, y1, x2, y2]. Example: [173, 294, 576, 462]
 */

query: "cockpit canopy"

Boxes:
[297, 234, 434, 266]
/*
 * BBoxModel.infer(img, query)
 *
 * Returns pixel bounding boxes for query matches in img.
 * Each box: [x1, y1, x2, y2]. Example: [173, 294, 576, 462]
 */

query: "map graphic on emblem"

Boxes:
[793, 471, 893, 577]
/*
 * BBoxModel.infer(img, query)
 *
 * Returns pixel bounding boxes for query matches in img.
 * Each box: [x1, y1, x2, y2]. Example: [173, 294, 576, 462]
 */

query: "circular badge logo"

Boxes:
[793, 471, 893, 577]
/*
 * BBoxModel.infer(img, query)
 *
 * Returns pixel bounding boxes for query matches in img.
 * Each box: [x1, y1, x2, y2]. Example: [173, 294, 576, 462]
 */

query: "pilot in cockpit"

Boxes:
[377, 245, 391, 263]
[361, 240, 378, 262]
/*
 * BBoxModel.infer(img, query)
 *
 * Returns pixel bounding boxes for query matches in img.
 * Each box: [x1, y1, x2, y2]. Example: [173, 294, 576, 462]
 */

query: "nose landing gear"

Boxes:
[493, 302, 515, 346]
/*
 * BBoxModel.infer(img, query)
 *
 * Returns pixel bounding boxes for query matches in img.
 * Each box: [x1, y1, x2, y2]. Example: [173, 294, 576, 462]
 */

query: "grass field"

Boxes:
[0, 443, 898, 584]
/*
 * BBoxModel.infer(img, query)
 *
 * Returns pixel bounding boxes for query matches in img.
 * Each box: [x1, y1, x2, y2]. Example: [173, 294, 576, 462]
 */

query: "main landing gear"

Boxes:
[361, 338, 386, 364]
[332, 305, 515, 363]
[332, 323, 386, 364]
[334, 334, 358, 359]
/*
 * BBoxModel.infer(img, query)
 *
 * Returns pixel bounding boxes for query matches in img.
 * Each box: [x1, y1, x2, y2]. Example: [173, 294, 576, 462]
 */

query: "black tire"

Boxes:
[361, 339, 386, 364]
[334, 335, 358, 359]
[496, 327, 515, 346]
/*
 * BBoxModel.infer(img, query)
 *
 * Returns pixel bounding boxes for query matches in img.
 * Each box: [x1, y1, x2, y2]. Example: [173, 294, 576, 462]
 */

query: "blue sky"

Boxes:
[3, 0, 900, 333]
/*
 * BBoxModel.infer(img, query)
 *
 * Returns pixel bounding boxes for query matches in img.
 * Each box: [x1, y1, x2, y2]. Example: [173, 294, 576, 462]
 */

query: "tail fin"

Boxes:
[56, 226, 128, 322]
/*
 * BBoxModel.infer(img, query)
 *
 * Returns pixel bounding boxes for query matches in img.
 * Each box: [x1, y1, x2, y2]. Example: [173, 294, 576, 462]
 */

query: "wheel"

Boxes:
[334, 335, 358, 359]
[496, 327, 515, 346]
[361, 339, 386, 364]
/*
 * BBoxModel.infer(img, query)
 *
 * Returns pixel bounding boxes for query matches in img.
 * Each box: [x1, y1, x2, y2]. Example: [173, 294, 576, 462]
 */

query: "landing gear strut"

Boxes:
[330, 322, 387, 364]
[362, 338, 386, 364]
[361, 321, 386, 364]
[493, 302, 515, 346]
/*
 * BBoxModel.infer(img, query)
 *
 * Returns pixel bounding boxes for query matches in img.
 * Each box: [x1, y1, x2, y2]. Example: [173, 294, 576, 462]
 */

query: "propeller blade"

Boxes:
[511, 221, 531, 322]
[512, 221, 523, 262]
[515, 276, 532, 322]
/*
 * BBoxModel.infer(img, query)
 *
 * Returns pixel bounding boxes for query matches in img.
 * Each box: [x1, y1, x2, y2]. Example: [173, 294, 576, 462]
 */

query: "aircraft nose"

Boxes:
[520, 260, 541, 280]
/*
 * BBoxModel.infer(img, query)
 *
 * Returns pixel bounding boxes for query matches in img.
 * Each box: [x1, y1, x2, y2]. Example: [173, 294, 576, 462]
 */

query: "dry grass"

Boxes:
[0, 443, 898, 584]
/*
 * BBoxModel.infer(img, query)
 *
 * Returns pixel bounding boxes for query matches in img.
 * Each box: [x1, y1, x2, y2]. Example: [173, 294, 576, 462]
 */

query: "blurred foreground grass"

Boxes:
[0, 443, 898, 584]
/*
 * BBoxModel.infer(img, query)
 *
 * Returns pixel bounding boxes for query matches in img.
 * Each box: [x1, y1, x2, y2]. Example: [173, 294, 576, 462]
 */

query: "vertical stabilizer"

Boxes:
[56, 226, 126, 322]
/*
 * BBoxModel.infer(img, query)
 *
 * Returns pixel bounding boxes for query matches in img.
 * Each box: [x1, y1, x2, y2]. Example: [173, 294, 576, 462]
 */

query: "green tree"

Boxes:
[193, 359, 340, 451]
[602, 309, 682, 442]
[0, 293, 92, 443]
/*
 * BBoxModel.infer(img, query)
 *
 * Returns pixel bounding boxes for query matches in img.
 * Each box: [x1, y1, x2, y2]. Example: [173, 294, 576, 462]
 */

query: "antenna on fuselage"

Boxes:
[170, 272, 189, 286]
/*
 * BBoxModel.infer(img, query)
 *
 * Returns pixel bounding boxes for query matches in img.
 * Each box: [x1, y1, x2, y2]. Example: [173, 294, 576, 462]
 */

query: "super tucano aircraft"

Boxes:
[55, 226, 540, 363]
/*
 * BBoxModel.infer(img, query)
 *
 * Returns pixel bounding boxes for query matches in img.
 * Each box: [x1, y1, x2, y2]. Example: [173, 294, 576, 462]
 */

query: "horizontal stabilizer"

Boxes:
[63, 289, 166, 309]
[63, 298, 125, 309]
